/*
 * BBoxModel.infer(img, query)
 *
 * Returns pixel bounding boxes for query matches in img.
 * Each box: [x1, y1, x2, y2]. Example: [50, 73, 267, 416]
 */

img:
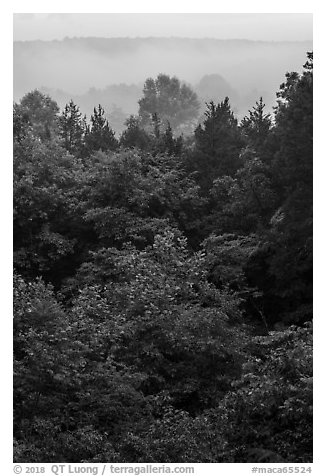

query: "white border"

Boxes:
[3, 3, 322, 474]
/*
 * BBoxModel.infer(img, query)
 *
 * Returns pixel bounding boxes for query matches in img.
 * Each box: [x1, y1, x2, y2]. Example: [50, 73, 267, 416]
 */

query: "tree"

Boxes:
[148, 120, 184, 157]
[240, 97, 272, 155]
[13, 133, 85, 284]
[216, 323, 312, 462]
[15, 90, 60, 141]
[195, 74, 239, 117]
[85, 104, 118, 154]
[266, 52, 312, 324]
[242, 53, 313, 326]
[107, 105, 128, 136]
[13, 102, 31, 143]
[138, 74, 200, 134]
[209, 152, 277, 235]
[13, 54, 313, 463]
[190, 98, 244, 192]
[70, 230, 245, 409]
[120, 115, 150, 151]
[75, 149, 206, 251]
[273, 53, 313, 195]
[13, 273, 146, 462]
[59, 100, 86, 156]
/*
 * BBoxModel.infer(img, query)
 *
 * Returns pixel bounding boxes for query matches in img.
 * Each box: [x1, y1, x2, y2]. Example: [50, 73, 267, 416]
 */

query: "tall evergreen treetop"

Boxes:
[59, 100, 86, 155]
[190, 98, 244, 191]
[85, 104, 118, 154]
[240, 97, 272, 153]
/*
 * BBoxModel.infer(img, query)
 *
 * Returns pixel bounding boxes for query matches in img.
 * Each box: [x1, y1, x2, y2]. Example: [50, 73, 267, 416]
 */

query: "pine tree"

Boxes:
[120, 115, 150, 150]
[85, 104, 118, 154]
[59, 100, 86, 155]
[240, 97, 272, 154]
[190, 98, 244, 191]
[248, 53, 313, 325]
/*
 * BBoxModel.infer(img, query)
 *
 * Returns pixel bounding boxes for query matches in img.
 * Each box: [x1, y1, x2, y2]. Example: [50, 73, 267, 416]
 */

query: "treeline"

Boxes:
[13, 54, 313, 462]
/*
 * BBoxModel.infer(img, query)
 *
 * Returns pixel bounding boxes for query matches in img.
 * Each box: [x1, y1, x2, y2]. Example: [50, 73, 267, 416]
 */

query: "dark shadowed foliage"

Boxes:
[13, 54, 313, 463]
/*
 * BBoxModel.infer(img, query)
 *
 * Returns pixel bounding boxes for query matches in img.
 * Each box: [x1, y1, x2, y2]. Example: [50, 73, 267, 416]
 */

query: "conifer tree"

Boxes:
[85, 104, 118, 154]
[119, 115, 150, 150]
[190, 98, 244, 191]
[240, 97, 272, 154]
[59, 100, 86, 155]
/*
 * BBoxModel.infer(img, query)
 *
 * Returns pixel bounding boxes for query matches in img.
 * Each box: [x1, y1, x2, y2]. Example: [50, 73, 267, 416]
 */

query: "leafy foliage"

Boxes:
[13, 136, 83, 283]
[247, 53, 313, 325]
[14, 90, 60, 141]
[13, 56, 313, 462]
[215, 323, 313, 462]
[138, 74, 200, 134]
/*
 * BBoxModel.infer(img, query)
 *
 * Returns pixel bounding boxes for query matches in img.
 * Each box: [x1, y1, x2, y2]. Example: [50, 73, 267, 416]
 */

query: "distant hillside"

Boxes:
[14, 37, 312, 130]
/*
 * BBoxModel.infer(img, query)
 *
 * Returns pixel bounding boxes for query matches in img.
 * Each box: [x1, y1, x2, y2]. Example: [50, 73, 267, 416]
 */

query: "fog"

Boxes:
[13, 36, 312, 129]
[13, 13, 312, 42]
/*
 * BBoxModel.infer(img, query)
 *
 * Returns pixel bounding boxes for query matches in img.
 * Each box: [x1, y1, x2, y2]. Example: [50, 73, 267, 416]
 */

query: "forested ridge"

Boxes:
[13, 53, 313, 463]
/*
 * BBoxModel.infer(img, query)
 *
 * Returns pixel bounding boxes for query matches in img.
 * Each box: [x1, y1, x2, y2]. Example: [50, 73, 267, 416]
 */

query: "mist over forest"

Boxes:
[14, 37, 312, 133]
[13, 27, 313, 463]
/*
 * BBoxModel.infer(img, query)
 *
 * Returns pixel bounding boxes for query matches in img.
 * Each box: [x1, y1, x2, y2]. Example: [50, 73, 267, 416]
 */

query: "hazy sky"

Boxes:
[13, 13, 312, 42]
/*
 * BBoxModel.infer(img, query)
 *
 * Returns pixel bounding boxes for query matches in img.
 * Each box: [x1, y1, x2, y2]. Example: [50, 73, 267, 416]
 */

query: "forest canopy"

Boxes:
[13, 53, 313, 463]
